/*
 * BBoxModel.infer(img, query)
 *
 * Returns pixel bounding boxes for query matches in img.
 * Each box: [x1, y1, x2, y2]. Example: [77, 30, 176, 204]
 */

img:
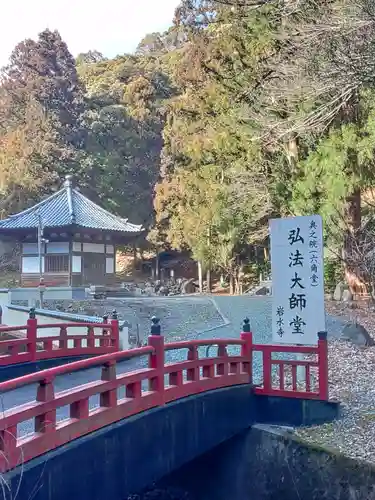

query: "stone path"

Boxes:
[0, 296, 345, 439]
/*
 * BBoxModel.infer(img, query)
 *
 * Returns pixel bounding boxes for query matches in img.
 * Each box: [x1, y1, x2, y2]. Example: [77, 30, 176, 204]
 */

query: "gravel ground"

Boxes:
[295, 300, 375, 463]
[44, 297, 226, 343]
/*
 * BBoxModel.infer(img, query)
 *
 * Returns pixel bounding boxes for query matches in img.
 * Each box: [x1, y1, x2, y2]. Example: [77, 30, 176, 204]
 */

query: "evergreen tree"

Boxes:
[79, 53, 175, 226]
[151, 0, 277, 289]
[0, 29, 87, 196]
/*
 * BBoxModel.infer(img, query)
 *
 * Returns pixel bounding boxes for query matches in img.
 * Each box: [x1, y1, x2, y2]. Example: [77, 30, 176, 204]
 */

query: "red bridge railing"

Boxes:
[0, 309, 120, 366]
[0, 317, 328, 472]
[253, 331, 329, 401]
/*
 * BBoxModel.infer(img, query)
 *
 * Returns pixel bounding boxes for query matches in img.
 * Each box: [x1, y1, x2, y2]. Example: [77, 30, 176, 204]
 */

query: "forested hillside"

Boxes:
[2, 0, 375, 294]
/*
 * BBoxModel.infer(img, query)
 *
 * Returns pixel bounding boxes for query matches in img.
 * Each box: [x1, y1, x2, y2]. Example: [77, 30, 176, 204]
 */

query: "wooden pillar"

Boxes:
[113, 243, 117, 277]
[68, 239, 73, 287]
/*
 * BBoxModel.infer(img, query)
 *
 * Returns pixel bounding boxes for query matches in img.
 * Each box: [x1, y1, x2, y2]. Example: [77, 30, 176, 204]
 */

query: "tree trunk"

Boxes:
[206, 227, 211, 293]
[343, 188, 367, 296]
[198, 261, 203, 293]
[234, 274, 240, 295]
[155, 253, 159, 280]
[229, 273, 234, 295]
[263, 246, 269, 262]
[133, 245, 138, 270]
[206, 268, 211, 293]
[238, 262, 244, 295]
[286, 134, 299, 172]
[220, 274, 225, 288]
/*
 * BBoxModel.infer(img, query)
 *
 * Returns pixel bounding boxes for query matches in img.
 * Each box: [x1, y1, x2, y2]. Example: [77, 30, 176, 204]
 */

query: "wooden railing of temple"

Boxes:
[0, 317, 328, 472]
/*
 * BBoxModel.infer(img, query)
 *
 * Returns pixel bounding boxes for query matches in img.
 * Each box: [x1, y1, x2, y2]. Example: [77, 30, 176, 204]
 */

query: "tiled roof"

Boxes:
[0, 176, 143, 233]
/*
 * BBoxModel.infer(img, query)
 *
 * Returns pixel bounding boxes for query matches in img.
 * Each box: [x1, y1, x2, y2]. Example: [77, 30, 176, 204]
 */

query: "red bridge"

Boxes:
[0, 311, 334, 500]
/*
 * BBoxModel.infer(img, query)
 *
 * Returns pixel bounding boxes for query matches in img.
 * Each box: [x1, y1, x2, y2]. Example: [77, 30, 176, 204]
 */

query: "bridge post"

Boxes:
[111, 310, 120, 350]
[101, 314, 109, 348]
[27, 307, 37, 361]
[148, 317, 165, 403]
[318, 331, 328, 400]
[240, 318, 253, 383]
[100, 360, 118, 408]
[103, 314, 109, 335]
[35, 375, 57, 434]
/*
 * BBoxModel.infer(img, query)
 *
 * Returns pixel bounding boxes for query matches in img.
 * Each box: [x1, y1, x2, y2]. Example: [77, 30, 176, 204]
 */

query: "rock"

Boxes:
[85, 308, 96, 317]
[333, 282, 346, 301]
[246, 280, 272, 296]
[341, 322, 375, 347]
[181, 278, 196, 294]
[342, 289, 353, 302]
[347, 301, 358, 309]
[144, 286, 154, 297]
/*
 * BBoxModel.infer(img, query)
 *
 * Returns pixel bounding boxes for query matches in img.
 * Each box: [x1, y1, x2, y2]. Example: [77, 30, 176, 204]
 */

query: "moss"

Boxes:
[283, 431, 375, 475]
[358, 412, 375, 422]
[0, 272, 19, 288]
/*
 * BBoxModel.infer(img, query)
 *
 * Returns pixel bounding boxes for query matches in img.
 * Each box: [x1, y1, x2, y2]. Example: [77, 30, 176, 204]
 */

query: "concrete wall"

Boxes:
[158, 426, 375, 500]
[8, 287, 87, 304]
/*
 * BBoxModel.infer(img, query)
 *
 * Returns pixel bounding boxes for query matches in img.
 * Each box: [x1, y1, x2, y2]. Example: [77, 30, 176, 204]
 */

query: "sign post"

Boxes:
[270, 215, 325, 346]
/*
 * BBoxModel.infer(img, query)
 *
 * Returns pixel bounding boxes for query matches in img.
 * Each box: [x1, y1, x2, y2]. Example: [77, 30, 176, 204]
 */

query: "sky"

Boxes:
[0, 0, 181, 67]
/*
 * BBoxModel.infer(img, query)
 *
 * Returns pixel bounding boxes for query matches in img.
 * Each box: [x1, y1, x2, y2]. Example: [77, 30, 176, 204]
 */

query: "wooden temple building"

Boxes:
[0, 176, 143, 287]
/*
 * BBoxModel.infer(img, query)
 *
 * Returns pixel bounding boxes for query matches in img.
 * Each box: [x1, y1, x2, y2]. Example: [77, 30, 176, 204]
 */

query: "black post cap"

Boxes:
[151, 316, 161, 335]
[111, 310, 118, 320]
[318, 331, 327, 341]
[243, 318, 251, 333]
[29, 307, 36, 319]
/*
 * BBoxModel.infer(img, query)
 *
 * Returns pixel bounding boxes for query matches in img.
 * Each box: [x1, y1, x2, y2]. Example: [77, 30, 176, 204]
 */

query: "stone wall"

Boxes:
[153, 425, 375, 500]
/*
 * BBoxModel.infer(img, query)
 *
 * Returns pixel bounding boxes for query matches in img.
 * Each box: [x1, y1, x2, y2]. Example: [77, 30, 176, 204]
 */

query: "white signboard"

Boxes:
[270, 215, 325, 345]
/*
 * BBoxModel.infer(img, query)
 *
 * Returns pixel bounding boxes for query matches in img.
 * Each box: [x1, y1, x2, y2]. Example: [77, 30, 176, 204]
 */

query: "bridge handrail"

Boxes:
[0, 318, 329, 472]
[36, 334, 110, 341]
[0, 338, 31, 348]
[0, 367, 158, 430]
[0, 322, 120, 332]
[32, 322, 115, 329]
[253, 343, 318, 354]
[253, 331, 328, 400]
[0, 346, 154, 393]
[0, 308, 120, 366]
[164, 339, 245, 351]
[0, 325, 28, 333]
